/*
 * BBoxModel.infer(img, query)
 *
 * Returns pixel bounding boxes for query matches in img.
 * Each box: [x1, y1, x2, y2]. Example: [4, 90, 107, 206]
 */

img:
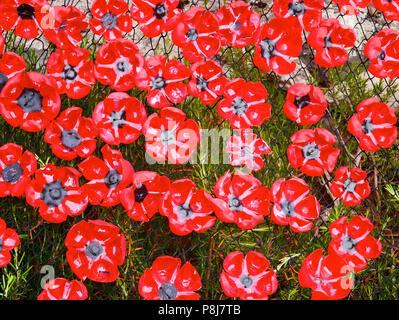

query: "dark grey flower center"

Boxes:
[378, 50, 386, 60]
[302, 143, 320, 160]
[260, 38, 278, 60]
[158, 282, 178, 300]
[281, 199, 296, 217]
[240, 275, 253, 288]
[343, 178, 357, 193]
[104, 169, 121, 189]
[101, 12, 117, 30]
[0, 239, 3, 253]
[17, 4, 35, 19]
[61, 129, 82, 150]
[109, 110, 127, 129]
[294, 94, 311, 109]
[17, 88, 43, 113]
[342, 235, 357, 253]
[232, 97, 248, 116]
[324, 36, 333, 50]
[0, 72, 9, 92]
[232, 21, 242, 30]
[152, 75, 167, 91]
[186, 28, 199, 41]
[153, 2, 168, 19]
[134, 184, 148, 203]
[40, 180, 67, 208]
[240, 146, 253, 159]
[59, 20, 67, 31]
[2, 162, 23, 184]
[160, 130, 176, 146]
[229, 196, 243, 212]
[177, 203, 193, 219]
[116, 60, 130, 73]
[288, 1, 306, 17]
[85, 241, 104, 260]
[196, 76, 209, 92]
[61, 64, 78, 82]
[361, 118, 374, 134]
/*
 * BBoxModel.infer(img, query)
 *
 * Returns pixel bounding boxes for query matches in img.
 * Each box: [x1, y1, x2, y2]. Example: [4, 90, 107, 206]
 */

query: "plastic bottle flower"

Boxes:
[94, 39, 145, 92]
[0, 143, 37, 197]
[78, 144, 134, 207]
[372, 0, 399, 20]
[138, 256, 202, 300]
[328, 216, 382, 272]
[273, 0, 323, 31]
[46, 48, 95, 100]
[89, 0, 132, 41]
[215, 0, 261, 48]
[307, 18, 356, 68]
[130, 0, 181, 38]
[220, 251, 278, 300]
[253, 17, 302, 75]
[217, 78, 271, 129]
[0, 52, 27, 94]
[120, 171, 170, 222]
[332, 0, 371, 15]
[187, 60, 229, 105]
[0, 217, 20, 268]
[330, 166, 371, 207]
[212, 170, 271, 230]
[270, 177, 320, 232]
[92, 92, 147, 145]
[44, 107, 98, 161]
[160, 178, 216, 236]
[143, 107, 200, 164]
[283, 83, 328, 126]
[135, 55, 191, 109]
[171, 7, 221, 63]
[25, 163, 88, 223]
[287, 128, 340, 176]
[65, 219, 126, 283]
[37, 278, 88, 300]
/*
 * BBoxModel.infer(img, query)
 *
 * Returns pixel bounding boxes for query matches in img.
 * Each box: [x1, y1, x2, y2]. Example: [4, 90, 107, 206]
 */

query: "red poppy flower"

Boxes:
[42, 5, 88, 50]
[332, 0, 371, 15]
[78, 144, 134, 207]
[307, 18, 356, 68]
[92, 92, 147, 145]
[143, 107, 200, 164]
[130, 0, 181, 38]
[171, 7, 221, 63]
[135, 55, 191, 109]
[138, 256, 202, 300]
[215, 0, 261, 48]
[217, 78, 271, 129]
[372, 0, 399, 20]
[159, 179, 216, 236]
[298, 248, 353, 300]
[0, 52, 27, 95]
[65, 219, 126, 283]
[44, 107, 98, 161]
[46, 48, 95, 100]
[347, 98, 397, 152]
[94, 39, 145, 92]
[328, 216, 382, 272]
[187, 60, 228, 105]
[0, 143, 37, 197]
[364, 28, 399, 79]
[273, 0, 323, 31]
[283, 83, 327, 126]
[25, 163, 88, 223]
[287, 128, 340, 176]
[226, 130, 272, 172]
[0, 0, 49, 39]
[212, 170, 271, 230]
[270, 177, 320, 232]
[89, 0, 132, 41]
[0, 71, 61, 132]
[37, 278, 88, 300]
[220, 251, 278, 300]
[0, 217, 20, 268]
[120, 171, 170, 222]
[253, 17, 302, 75]
[330, 166, 371, 207]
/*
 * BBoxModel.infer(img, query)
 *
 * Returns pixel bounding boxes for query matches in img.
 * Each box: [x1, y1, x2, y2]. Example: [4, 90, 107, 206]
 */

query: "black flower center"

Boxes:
[59, 20, 67, 31]
[61, 129, 82, 150]
[294, 94, 311, 109]
[232, 97, 248, 116]
[152, 75, 167, 91]
[17, 88, 43, 113]
[260, 38, 278, 60]
[341, 235, 357, 253]
[104, 170, 121, 189]
[324, 36, 333, 50]
[288, 1, 306, 17]
[160, 130, 176, 146]
[281, 199, 296, 217]
[116, 60, 130, 73]
[240, 275, 253, 288]
[0, 239, 3, 253]
[17, 4, 35, 19]
[177, 203, 194, 219]
[343, 178, 357, 193]
[196, 76, 209, 92]
[232, 21, 242, 30]
[302, 143, 320, 160]
[85, 241, 104, 260]
[61, 64, 78, 82]
[186, 28, 199, 41]
[109, 110, 127, 129]
[229, 196, 243, 212]
[158, 282, 178, 300]
[361, 118, 374, 134]
[40, 180, 67, 208]
[0, 72, 9, 92]
[378, 50, 386, 60]
[153, 2, 168, 19]
[134, 184, 148, 203]
[2, 162, 23, 184]
[240, 146, 253, 159]
[101, 12, 117, 30]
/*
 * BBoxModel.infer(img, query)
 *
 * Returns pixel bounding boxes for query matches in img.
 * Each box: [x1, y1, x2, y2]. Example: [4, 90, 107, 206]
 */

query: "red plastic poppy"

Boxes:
[94, 39, 145, 92]
[130, 0, 181, 38]
[328, 216, 382, 272]
[298, 248, 353, 300]
[283, 83, 327, 126]
[270, 177, 320, 232]
[0, 217, 20, 268]
[253, 17, 302, 75]
[89, 0, 132, 41]
[212, 170, 271, 230]
[330, 166, 371, 206]
[220, 251, 278, 300]
[287, 128, 340, 176]
[332, 0, 371, 15]
[25, 163, 88, 223]
[138, 256, 202, 300]
[65, 219, 126, 283]
[135, 55, 191, 109]
[372, 0, 399, 20]
[273, 0, 323, 31]
[0, 52, 27, 95]
[46, 48, 95, 100]
[143, 107, 200, 164]
[226, 130, 272, 172]
[92, 92, 147, 145]
[217, 78, 271, 129]
[78, 144, 134, 207]
[0, 143, 37, 197]
[307, 18, 356, 68]
[215, 0, 261, 48]
[159, 179, 216, 236]
[171, 7, 221, 63]
[37, 278, 88, 300]
[347, 98, 397, 152]
[0, 71, 61, 132]
[120, 171, 170, 222]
